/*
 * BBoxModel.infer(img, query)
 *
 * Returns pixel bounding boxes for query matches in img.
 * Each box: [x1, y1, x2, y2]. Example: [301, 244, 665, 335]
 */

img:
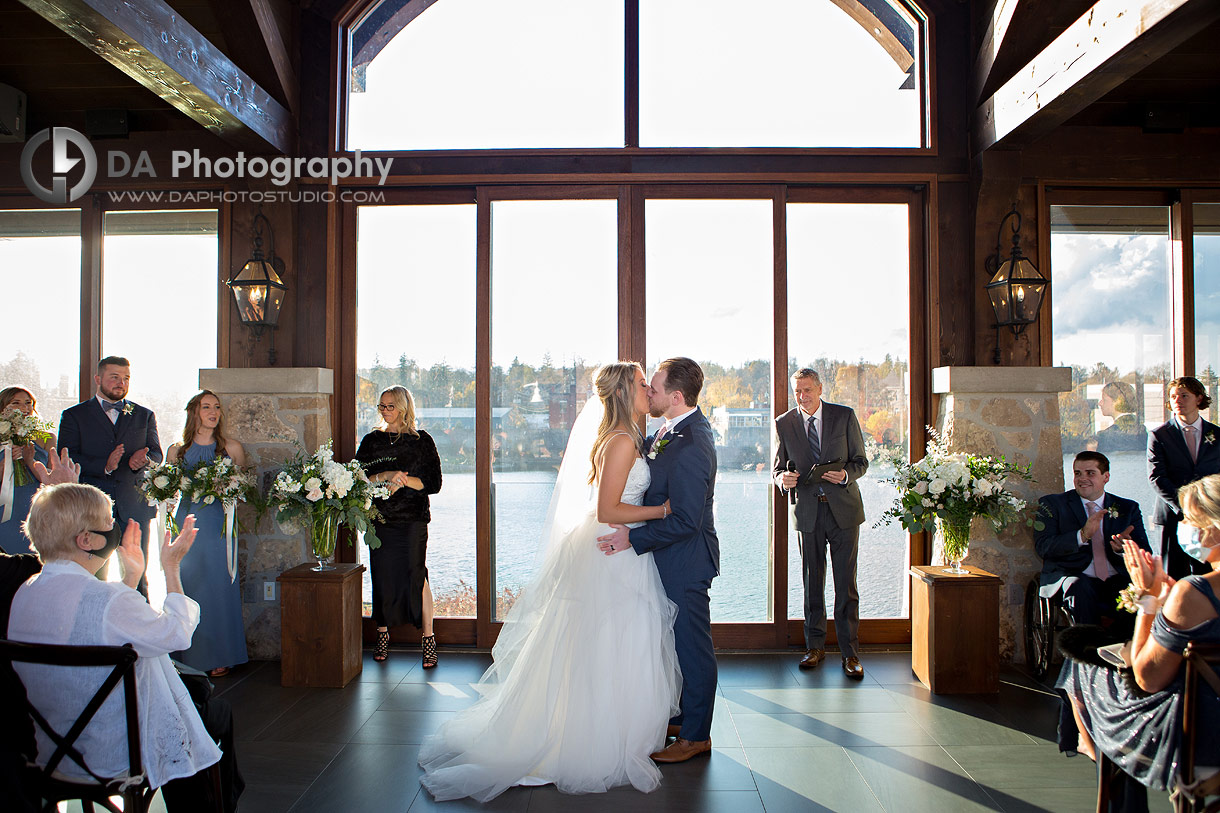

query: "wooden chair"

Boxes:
[1094, 641, 1220, 813]
[0, 638, 221, 813]
[1173, 641, 1220, 813]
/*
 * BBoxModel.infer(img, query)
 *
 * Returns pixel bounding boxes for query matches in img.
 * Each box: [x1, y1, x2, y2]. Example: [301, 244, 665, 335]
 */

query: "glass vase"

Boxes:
[937, 516, 972, 574]
[310, 511, 339, 571]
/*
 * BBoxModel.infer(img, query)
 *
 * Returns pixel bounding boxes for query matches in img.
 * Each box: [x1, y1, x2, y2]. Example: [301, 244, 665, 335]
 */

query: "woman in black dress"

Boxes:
[355, 386, 443, 666]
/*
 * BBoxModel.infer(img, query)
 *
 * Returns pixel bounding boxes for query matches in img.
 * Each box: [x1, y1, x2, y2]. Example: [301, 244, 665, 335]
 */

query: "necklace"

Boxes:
[387, 427, 404, 445]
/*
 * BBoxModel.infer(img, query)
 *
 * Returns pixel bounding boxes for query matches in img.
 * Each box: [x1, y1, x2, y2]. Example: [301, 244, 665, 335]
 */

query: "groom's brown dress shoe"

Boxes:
[666, 724, 682, 738]
[651, 738, 712, 763]
[842, 656, 864, 680]
[799, 649, 825, 670]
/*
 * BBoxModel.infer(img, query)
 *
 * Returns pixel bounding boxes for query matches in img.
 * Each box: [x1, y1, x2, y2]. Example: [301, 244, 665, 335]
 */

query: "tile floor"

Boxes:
[181, 648, 1174, 812]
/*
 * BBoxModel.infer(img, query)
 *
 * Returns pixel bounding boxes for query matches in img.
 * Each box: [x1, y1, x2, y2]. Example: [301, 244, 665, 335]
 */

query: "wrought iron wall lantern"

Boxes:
[227, 207, 287, 365]
[986, 204, 1048, 364]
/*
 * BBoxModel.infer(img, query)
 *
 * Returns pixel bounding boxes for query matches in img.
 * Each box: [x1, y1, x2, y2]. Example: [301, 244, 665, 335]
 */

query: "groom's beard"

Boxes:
[648, 405, 665, 419]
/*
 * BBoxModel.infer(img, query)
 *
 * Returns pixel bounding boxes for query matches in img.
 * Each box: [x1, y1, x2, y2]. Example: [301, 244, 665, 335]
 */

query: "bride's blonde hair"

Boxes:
[589, 361, 645, 484]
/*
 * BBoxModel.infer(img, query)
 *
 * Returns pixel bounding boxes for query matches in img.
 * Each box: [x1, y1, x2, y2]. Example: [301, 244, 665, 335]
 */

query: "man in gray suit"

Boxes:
[773, 368, 869, 679]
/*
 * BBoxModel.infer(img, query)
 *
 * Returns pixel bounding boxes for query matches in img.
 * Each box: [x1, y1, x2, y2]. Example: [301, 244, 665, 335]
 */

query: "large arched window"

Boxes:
[345, 0, 927, 150]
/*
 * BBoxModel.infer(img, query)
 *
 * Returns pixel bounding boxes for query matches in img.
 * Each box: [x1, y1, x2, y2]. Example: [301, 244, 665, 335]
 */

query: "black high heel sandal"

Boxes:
[422, 634, 438, 669]
[374, 629, 389, 662]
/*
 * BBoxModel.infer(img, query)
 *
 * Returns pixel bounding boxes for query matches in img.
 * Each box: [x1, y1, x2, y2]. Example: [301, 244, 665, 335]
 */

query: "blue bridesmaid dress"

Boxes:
[173, 442, 248, 672]
[0, 443, 47, 554]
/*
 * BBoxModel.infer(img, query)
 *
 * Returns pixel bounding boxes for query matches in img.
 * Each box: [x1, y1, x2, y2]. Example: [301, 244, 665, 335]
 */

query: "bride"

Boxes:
[419, 361, 682, 801]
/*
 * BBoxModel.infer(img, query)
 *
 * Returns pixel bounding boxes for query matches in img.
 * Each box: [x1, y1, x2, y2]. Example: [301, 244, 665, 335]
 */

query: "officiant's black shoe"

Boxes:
[666, 725, 682, 739]
[842, 657, 864, 680]
[799, 649, 825, 670]
[651, 738, 711, 763]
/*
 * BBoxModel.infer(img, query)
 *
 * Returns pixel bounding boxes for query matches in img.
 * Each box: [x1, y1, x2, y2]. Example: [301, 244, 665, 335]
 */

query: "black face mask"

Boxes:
[86, 523, 123, 560]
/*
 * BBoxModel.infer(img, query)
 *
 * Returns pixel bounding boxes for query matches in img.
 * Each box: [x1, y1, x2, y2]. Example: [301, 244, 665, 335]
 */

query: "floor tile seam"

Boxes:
[933, 743, 1016, 812]
[839, 745, 888, 812]
[281, 743, 351, 813]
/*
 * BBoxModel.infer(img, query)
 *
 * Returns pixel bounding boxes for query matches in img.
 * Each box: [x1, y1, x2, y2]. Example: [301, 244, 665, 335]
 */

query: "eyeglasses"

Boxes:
[376, 404, 396, 411]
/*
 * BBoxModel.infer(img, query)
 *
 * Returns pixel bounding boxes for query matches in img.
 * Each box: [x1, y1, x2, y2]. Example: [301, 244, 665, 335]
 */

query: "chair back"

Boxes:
[0, 638, 145, 811]
[1177, 641, 1220, 812]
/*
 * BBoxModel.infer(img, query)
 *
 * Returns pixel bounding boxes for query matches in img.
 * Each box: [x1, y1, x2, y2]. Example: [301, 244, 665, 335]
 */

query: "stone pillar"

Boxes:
[930, 366, 1072, 662]
[199, 367, 333, 660]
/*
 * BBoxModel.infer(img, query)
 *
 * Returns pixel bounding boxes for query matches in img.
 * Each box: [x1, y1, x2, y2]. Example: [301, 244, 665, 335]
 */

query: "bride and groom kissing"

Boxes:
[419, 357, 719, 802]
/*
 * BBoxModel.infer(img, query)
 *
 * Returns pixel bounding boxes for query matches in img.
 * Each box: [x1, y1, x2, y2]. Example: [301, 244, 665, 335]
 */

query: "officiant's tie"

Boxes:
[1086, 500, 1112, 580]
[1185, 425, 1199, 463]
[806, 415, 820, 462]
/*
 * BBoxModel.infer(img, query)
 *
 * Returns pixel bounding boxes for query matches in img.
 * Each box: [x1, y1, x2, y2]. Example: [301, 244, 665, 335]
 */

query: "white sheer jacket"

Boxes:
[7, 559, 221, 788]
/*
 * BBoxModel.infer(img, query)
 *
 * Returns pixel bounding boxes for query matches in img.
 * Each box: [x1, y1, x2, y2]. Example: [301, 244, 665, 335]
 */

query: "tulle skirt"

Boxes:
[418, 511, 682, 802]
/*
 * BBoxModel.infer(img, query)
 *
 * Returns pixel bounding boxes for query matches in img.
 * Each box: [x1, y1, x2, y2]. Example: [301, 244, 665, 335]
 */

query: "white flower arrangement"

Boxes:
[0, 407, 55, 488]
[268, 441, 390, 550]
[877, 426, 1037, 562]
[140, 460, 183, 504]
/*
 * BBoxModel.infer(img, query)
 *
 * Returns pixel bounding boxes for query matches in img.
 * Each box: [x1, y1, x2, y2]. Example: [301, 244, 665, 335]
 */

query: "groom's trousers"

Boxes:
[670, 578, 717, 742]
[798, 502, 861, 659]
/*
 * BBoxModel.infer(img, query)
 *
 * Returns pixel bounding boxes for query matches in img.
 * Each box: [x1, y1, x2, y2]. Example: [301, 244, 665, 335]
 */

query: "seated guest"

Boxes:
[5, 483, 225, 806]
[1057, 474, 1220, 806]
[1035, 451, 1151, 626]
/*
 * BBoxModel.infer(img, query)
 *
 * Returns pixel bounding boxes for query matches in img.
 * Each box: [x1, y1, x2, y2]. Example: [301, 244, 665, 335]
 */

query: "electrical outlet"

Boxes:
[263, 582, 275, 601]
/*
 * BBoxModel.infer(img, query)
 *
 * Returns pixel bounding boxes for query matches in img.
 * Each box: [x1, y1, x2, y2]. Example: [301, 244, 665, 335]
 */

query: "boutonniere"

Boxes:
[122, 403, 134, 416]
[1106, 506, 1120, 519]
[1205, 431, 1216, 446]
[647, 434, 681, 460]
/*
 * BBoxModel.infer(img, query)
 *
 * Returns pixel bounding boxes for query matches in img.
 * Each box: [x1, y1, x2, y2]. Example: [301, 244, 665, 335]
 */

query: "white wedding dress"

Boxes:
[418, 452, 681, 802]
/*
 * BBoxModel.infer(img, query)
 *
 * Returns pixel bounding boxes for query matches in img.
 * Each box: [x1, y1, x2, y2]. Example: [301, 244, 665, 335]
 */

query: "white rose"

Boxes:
[153, 475, 169, 489]
[913, 481, 928, 495]
[203, 495, 215, 505]
[922, 498, 934, 507]
[0, 420, 11, 435]
[928, 478, 946, 495]
[304, 477, 322, 493]
[364, 498, 372, 510]
[180, 477, 191, 488]
[306, 487, 324, 502]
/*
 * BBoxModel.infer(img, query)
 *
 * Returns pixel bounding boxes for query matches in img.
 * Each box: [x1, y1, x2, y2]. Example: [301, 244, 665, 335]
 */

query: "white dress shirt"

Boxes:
[8, 560, 219, 789]
[799, 402, 849, 485]
[96, 394, 121, 425]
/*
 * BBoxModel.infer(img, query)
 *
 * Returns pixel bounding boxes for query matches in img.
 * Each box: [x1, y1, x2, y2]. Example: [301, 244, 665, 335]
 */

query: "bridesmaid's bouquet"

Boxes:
[141, 459, 183, 542]
[268, 441, 390, 564]
[0, 407, 55, 488]
[182, 455, 258, 583]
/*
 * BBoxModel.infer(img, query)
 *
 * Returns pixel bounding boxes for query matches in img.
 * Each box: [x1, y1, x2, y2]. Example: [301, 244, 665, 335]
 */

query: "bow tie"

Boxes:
[102, 400, 124, 413]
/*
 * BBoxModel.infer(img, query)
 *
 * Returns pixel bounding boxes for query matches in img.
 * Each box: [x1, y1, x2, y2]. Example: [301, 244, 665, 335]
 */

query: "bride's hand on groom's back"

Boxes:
[597, 524, 629, 555]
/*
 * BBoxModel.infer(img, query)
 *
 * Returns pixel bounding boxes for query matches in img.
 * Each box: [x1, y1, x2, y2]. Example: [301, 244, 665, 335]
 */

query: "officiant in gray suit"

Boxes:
[773, 368, 869, 679]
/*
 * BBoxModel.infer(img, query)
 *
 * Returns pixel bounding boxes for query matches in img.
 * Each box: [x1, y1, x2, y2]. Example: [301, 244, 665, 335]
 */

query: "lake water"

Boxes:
[357, 465, 910, 623]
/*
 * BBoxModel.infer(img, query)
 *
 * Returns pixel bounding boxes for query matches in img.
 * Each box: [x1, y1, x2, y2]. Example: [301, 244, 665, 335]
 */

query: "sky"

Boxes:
[347, 0, 920, 150]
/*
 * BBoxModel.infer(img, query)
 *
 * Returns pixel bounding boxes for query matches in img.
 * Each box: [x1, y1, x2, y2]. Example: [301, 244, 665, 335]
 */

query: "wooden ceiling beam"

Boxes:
[211, 0, 298, 114]
[972, 0, 1220, 155]
[17, 0, 294, 154]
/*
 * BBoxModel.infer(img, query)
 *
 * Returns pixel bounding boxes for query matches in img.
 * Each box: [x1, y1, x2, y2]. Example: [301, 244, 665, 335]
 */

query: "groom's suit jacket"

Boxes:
[631, 408, 719, 588]
[59, 398, 162, 527]
[772, 402, 868, 531]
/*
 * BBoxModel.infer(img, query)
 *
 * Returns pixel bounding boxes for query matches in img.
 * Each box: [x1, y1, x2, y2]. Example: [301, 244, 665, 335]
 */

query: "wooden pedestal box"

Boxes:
[910, 565, 1001, 694]
[278, 563, 365, 688]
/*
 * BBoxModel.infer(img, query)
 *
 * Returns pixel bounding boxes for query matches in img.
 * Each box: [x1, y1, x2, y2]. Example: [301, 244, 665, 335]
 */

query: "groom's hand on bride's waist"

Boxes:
[597, 524, 631, 555]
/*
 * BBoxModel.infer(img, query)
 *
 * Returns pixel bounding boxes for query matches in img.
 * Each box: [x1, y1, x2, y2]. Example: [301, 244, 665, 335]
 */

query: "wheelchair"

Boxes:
[1023, 577, 1075, 682]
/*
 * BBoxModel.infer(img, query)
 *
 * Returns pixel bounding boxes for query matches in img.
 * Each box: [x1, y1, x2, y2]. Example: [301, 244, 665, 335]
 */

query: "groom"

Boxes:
[598, 357, 719, 763]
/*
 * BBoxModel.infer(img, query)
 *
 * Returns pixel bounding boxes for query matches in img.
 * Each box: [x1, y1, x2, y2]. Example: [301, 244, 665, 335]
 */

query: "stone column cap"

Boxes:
[199, 368, 334, 395]
[932, 366, 1071, 394]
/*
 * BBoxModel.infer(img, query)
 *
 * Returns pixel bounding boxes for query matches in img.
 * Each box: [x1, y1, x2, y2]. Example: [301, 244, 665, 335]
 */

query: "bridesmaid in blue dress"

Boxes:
[0, 387, 55, 555]
[167, 390, 249, 677]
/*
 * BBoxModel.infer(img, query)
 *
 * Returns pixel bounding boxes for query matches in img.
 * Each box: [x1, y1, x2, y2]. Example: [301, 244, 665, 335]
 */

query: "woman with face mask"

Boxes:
[1056, 473, 1220, 795]
[6, 483, 231, 807]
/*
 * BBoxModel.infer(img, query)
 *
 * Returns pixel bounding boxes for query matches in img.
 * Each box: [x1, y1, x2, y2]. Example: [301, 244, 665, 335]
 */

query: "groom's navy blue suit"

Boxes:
[630, 408, 719, 742]
[59, 397, 162, 541]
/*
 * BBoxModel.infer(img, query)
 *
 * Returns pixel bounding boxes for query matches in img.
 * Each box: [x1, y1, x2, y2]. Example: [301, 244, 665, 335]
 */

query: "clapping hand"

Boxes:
[1122, 539, 1169, 599]
[128, 446, 150, 470]
[32, 448, 80, 485]
[1109, 525, 1136, 553]
[106, 444, 125, 473]
[117, 519, 146, 590]
[161, 515, 198, 570]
